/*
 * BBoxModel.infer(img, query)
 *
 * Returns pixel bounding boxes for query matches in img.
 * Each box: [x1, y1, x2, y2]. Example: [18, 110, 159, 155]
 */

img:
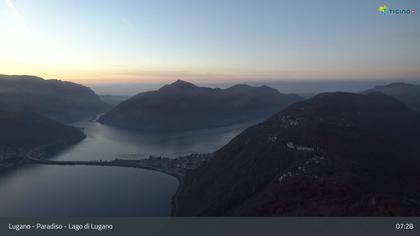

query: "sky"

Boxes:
[0, 0, 419, 85]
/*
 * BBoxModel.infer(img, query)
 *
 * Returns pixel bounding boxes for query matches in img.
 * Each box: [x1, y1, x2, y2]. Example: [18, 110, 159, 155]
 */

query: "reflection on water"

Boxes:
[0, 164, 178, 216]
[0, 121, 255, 216]
[54, 120, 257, 161]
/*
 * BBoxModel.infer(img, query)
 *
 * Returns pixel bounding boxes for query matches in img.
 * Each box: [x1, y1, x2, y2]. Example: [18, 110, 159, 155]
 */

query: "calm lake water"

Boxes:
[0, 120, 255, 216]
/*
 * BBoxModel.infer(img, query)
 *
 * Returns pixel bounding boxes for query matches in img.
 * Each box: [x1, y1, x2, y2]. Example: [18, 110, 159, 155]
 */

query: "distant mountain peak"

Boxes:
[170, 80, 197, 88]
[158, 80, 198, 92]
[381, 82, 415, 88]
[227, 84, 252, 90]
[363, 82, 420, 113]
[0, 74, 44, 82]
[0, 74, 109, 123]
[227, 84, 277, 93]
[99, 82, 303, 131]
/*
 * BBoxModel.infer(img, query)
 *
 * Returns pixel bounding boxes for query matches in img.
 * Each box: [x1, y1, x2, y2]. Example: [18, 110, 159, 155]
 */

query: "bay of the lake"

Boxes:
[0, 120, 255, 216]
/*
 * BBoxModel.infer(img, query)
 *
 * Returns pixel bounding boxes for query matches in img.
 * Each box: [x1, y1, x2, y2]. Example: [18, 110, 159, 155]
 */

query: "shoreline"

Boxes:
[24, 154, 212, 216]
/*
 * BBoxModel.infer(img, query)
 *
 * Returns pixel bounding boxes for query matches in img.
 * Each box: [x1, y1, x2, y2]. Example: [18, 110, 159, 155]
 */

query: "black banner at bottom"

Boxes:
[1, 217, 419, 236]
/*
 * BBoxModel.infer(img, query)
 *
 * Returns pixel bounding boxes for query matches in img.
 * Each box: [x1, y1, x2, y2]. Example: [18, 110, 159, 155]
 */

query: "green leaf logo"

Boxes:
[378, 5, 388, 14]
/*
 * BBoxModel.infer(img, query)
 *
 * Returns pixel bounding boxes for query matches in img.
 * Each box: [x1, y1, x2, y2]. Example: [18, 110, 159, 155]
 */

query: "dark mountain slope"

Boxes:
[98, 80, 303, 131]
[0, 75, 109, 123]
[0, 111, 85, 163]
[175, 92, 420, 216]
[363, 82, 420, 113]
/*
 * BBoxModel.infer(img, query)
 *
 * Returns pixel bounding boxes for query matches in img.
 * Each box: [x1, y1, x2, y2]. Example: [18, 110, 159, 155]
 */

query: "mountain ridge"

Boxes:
[0, 74, 110, 123]
[363, 82, 420, 113]
[175, 92, 420, 216]
[0, 111, 86, 170]
[99, 80, 303, 131]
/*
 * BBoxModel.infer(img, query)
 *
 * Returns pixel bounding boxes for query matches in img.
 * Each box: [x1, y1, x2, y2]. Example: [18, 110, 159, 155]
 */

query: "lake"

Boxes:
[0, 120, 255, 216]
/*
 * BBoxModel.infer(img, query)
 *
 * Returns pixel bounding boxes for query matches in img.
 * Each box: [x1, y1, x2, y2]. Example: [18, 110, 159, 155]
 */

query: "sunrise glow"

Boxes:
[1, 0, 419, 84]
